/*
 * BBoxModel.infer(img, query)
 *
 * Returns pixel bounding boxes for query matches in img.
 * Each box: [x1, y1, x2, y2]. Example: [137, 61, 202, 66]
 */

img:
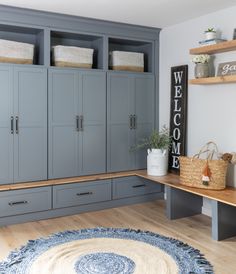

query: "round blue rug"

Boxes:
[0, 227, 213, 274]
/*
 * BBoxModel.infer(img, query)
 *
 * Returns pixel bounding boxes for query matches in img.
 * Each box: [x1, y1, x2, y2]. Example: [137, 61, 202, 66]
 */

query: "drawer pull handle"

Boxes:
[132, 184, 146, 188]
[76, 191, 93, 196]
[8, 200, 28, 206]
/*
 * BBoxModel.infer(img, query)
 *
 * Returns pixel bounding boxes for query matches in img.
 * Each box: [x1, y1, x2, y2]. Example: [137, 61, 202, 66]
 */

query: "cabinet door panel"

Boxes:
[13, 67, 47, 183]
[0, 66, 13, 184]
[81, 125, 106, 175]
[135, 75, 154, 169]
[136, 124, 152, 168]
[109, 124, 135, 171]
[79, 72, 106, 175]
[48, 69, 79, 179]
[135, 76, 154, 124]
[107, 73, 135, 172]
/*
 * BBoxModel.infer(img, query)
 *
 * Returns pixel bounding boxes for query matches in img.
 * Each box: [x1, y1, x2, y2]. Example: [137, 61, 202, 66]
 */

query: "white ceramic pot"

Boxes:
[147, 149, 168, 176]
[205, 31, 217, 40]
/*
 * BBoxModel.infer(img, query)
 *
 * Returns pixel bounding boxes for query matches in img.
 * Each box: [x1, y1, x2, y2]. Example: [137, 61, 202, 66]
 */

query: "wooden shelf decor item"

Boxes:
[189, 74, 236, 85]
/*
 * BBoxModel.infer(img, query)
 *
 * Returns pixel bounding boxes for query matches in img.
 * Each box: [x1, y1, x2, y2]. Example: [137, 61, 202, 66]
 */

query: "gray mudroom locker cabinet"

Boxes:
[107, 72, 154, 172]
[48, 68, 106, 179]
[0, 65, 47, 184]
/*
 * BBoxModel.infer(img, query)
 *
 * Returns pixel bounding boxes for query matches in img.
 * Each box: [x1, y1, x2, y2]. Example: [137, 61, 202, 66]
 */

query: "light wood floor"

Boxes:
[0, 200, 235, 274]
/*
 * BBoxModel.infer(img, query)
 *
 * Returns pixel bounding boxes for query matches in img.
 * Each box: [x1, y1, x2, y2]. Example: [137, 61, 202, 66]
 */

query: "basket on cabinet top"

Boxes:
[109, 51, 144, 72]
[0, 39, 34, 64]
[52, 45, 94, 69]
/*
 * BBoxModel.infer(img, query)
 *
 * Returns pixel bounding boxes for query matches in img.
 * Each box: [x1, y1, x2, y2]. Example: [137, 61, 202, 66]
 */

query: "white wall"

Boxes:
[160, 6, 236, 215]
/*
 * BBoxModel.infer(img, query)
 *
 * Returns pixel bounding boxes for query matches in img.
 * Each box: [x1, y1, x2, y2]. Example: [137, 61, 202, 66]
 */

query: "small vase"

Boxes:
[194, 63, 209, 78]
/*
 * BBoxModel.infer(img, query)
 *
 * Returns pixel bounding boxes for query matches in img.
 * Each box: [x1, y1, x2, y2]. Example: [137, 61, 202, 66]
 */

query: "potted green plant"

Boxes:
[204, 28, 217, 40]
[135, 126, 172, 176]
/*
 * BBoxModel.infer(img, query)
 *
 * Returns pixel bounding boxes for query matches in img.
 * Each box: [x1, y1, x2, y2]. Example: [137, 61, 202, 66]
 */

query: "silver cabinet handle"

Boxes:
[76, 115, 80, 131]
[133, 115, 137, 129]
[10, 116, 14, 134]
[129, 115, 133, 129]
[8, 200, 28, 206]
[79, 115, 84, 131]
[15, 116, 19, 134]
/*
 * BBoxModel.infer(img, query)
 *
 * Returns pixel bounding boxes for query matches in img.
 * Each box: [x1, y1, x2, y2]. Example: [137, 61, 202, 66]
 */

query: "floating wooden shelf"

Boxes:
[189, 74, 236, 85]
[190, 39, 236, 55]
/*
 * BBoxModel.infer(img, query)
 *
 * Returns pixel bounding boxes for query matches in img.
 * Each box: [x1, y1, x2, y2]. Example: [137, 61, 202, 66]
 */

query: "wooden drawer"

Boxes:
[0, 187, 52, 218]
[53, 180, 112, 209]
[112, 176, 162, 199]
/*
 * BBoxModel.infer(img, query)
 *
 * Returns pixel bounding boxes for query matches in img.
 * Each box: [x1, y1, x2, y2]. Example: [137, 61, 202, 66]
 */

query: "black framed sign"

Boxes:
[168, 65, 188, 173]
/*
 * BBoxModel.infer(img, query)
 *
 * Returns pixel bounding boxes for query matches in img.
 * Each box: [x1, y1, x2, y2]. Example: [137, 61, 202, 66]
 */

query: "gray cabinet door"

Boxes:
[0, 65, 14, 184]
[79, 71, 106, 175]
[135, 75, 154, 169]
[48, 69, 79, 179]
[107, 73, 135, 172]
[13, 67, 47, 183]
[107, 72, 154, 172]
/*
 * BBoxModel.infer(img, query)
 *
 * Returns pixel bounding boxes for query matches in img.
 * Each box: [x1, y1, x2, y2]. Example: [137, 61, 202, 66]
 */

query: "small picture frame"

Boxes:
[233, 29, 236, 40]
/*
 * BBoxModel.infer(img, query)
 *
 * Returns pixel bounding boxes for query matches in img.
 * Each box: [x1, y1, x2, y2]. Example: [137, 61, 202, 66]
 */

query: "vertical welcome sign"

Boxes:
[169, 65, 188, 173]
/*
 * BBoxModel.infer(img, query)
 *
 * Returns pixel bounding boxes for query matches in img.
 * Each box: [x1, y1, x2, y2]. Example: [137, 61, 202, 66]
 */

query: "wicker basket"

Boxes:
[179, 142, 228, 190]
[0, 39, 34, 64]
[109, 51, 144, 72]
[52, 46, 94, 68]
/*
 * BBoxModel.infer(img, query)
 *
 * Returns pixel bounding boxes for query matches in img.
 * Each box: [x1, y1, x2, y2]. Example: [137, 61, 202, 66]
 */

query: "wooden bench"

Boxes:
[136, 170, 236, 241]
[0, 170, 235, 241]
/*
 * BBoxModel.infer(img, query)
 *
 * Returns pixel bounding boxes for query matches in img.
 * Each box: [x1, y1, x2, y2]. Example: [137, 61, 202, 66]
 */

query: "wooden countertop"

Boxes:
[1, 170, 236, 207]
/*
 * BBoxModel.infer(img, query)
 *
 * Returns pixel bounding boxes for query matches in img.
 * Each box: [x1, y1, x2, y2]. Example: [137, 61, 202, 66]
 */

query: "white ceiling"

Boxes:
[1, 0, 236, 28]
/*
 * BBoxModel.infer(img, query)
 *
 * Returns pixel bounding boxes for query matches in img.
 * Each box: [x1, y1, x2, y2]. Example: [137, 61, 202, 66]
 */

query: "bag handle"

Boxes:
[193, 141, 219, 160]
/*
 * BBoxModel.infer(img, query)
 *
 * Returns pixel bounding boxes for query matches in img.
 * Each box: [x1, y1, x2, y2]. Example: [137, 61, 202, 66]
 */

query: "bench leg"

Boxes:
[166, 186, 203, 219]
[212, 200, 236, 241]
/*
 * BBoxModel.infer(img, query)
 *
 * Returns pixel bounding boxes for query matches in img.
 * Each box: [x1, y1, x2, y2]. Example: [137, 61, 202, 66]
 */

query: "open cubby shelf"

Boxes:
[0, 24, 45, 65]
[50, 30, 104, 69]
[108, 37, 153, 73]
[0, 24, 155, 73]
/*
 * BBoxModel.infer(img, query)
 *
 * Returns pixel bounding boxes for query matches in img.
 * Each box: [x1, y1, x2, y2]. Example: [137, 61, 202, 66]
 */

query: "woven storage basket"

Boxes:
[179, 142, 228, 190]
[52, 46, 94, 68]
[109, 51, 144, 72]
[0, 39, 34, 64]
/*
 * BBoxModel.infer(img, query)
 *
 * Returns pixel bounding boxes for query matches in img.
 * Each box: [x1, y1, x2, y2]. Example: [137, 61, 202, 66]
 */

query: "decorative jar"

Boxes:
[194, 63, 209, 78]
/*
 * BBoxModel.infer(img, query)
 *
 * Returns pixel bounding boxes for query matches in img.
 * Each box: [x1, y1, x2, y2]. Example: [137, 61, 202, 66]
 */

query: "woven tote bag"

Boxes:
[179, 142, 228, 190]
